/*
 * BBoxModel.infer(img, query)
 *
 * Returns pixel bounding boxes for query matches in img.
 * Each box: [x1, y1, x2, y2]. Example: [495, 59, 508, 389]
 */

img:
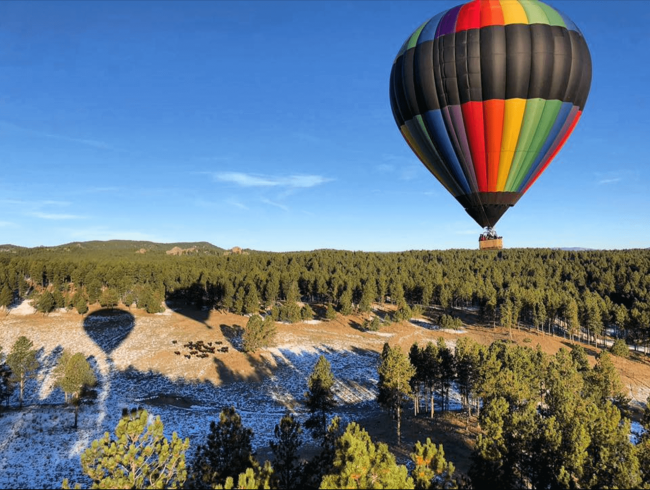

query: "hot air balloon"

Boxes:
[389, 0, 591, 249]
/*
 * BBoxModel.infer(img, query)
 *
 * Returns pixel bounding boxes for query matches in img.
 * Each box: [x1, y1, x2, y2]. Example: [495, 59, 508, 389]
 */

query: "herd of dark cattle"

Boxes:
[171, 339, 229, 359]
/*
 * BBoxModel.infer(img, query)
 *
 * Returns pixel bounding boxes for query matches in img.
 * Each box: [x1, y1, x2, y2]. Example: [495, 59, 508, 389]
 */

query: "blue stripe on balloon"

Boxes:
[517, 101, 574, 191]
[423, 110, 471, 194]
[404, 118, 464, 197]
[418, 12, 446, 44]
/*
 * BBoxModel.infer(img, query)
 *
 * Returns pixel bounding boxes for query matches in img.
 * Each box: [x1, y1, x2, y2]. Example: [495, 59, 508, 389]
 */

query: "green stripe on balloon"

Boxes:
[504, 98, 546, 192]
[518, 0, 550, 25]
[536, 2, 566, 27]
[511, 99, 563, 190]
[407, 22, 427, 50]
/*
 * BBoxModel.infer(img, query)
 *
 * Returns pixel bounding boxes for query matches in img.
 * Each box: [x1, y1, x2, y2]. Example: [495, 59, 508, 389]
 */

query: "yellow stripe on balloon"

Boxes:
[496, 98, 527, 191]
[400, 125, 455, 195]
[498, 0, 529, 25]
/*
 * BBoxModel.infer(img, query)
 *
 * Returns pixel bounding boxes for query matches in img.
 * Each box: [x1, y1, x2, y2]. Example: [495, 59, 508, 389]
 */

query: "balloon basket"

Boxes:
[479, 238, 503, 250]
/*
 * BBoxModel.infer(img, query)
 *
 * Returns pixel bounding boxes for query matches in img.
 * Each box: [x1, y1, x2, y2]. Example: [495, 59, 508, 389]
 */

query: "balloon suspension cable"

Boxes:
[473, 192, 491, 234]
[479, 227, 500, 241]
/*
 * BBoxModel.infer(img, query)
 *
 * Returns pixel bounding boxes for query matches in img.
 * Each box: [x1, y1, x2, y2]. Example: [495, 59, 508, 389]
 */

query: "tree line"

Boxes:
[1, 248, 649, 351]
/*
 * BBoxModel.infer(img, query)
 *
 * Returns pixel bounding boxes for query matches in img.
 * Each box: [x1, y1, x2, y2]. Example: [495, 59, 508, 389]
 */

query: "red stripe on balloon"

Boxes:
[480, 0, 504, 27]
[483, 99, 505, 192]
[461, 101, 488, 192]
[456, 0, 481, 32]
[522, 111, 582, 194]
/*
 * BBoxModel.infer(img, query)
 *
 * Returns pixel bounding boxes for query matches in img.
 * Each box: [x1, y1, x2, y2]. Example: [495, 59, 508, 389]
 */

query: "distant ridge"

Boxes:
[557, 247, 594, 251]
[0, 240, 226, 256]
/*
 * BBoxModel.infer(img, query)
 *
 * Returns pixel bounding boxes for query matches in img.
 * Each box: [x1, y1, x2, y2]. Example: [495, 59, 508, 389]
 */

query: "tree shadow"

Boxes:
[348, 319, 366, 332]
[560, 340, 600, 358]
[83, 309, 135, 356]
[220, 324, 244, 351]
[165, 283, 212, 329]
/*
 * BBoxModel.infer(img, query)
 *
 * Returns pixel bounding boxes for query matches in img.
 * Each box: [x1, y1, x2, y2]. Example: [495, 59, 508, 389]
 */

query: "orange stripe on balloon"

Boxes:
[480, 0, 505, 27]
[483, 99, 505, 192]
[522, 111, 582, 194]
[456, 0, 481, 32]
[462, 101, 488, 192]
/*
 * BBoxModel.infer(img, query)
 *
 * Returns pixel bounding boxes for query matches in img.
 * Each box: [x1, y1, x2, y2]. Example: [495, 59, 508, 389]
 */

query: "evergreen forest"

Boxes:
[1, 242, 650, 488]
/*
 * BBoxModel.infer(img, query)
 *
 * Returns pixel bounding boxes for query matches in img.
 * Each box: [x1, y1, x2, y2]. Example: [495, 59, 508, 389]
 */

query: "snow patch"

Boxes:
[7, 300, 36, 316]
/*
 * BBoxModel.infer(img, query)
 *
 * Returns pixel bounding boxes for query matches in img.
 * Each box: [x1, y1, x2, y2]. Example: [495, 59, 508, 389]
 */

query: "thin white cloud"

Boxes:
[212, 172, 332, 188]
[0, 221, 15, 227]
[376, 164, 394, 173]
[29, 212, 84, 220]
[261, 198, 289, 212]
[76, 186, 121, 194]
[42, 200, 71, 206]
[0, 199, 27, 205]
[226, 199, 249, 210]
[1, 199, 70, 206]
[598, 177, 622, 185]
[0, 120, 113, 150]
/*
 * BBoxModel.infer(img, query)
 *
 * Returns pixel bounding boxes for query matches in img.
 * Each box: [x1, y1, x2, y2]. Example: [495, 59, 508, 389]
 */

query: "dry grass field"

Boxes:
[0, 301, 648, 486]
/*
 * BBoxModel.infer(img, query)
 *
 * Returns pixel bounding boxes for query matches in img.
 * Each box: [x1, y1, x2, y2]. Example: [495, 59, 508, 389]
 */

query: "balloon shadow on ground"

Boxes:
[83, 309, 135, 356]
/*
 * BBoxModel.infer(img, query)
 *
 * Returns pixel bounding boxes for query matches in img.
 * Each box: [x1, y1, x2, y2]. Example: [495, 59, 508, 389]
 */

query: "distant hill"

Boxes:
[557, 247, 594, 251]
[0, 240, 227, 257]
[0, 244, 27, 253]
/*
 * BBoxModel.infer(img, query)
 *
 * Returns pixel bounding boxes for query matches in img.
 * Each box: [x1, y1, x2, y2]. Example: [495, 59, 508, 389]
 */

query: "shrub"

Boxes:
[439, 314, 462, 330]
[363, 316, 382, 332]
[610, 338, 629, 358]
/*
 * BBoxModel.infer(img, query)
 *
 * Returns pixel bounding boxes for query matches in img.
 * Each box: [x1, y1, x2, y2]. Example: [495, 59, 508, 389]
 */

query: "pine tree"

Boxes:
[270, 413, 303, 489]
[639, 396, 650, 486]
[242, 284, 260, 315]
[55, 352, 97, 429]
[242, 314, 276, 353]
[301, 304, 314, 321]
[410, 438, 457, 490]
[37, 290, 55, 314]
[325, 303, 337, 320]
[0, 285, 13, 309]
[320, 422, 414, 489]
[189, 406, 256, 488]
[377, 343, 416, 444]
[214, 461, 274, 490]
[589, 351, 623, 406]
[305, 355, 336, 442]
[99, 288, 119, 309]
[6, 336, 38, 407]
[63, 408, 189, 489]
[358, 280, 376, 315]
[0, 345, 14, 407]
[53, 350, 73, 402]
[338, 287, 353, 315]
[299, 416, 342, 490]
[570, 344, 590, 372]
[581, 402, 641, 489]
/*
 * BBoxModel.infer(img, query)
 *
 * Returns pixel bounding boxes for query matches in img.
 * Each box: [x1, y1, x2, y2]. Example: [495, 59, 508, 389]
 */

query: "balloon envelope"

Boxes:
[389, 0, 591, 228]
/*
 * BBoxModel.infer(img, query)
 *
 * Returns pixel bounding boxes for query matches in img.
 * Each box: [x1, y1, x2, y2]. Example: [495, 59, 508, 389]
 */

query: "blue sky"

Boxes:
[0, 0, 648, 251]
